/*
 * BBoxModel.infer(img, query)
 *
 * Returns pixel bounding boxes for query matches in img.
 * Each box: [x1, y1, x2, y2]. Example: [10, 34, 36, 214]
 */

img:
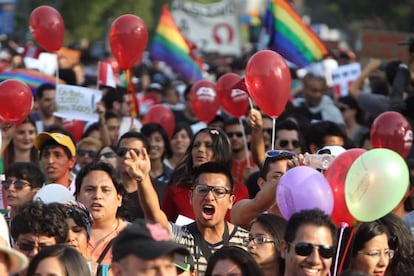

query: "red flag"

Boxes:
[97, 61, 118, 88]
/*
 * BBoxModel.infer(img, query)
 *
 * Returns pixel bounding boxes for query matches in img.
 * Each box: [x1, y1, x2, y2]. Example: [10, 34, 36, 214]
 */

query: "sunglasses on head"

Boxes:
[2, 179, 31, 190]
[265, 150, 297, 160]
[279, 139, 301, 148]
[227, 132, 243, 138]
[116, 147, 140, 158]
[77, 149, 97, 158]
[292, 242, 335, 259]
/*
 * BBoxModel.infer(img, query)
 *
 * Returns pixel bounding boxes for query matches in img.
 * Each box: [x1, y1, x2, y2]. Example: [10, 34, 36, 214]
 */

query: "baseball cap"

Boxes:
[147, 82, 163, 92]
[33, 184, 75, 204]
[112, 219, 189, 262]
[0, 215, 28, 273]
[34, 132, 76, 157]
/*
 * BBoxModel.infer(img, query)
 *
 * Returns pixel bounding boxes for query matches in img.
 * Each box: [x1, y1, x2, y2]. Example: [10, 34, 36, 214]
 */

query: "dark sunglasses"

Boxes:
[17, 242, 50, 252]
[77, 149, 97, 158]
[116, 147, 140, 158]
[98, 152, 117, 159]
[293, 242, 335, 259]
[265, 150, 297, 160]
[279, 139, 301, 148]
[2, 179, 31, 190]
[227, 132, 243, 138]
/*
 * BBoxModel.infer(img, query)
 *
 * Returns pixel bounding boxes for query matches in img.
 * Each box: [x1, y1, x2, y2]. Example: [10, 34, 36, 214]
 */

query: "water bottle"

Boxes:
[303, 153, 335, 170]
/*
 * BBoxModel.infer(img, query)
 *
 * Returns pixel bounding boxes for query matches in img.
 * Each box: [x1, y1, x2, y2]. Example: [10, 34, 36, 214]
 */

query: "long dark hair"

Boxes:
[205, 246, 263, 276]
[170, 127, 231, 186]
[5, 116, 39, 169]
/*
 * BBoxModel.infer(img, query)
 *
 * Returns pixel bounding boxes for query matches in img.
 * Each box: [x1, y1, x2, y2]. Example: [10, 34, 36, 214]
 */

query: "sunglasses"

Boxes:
[17, 242, 50, 252]
[98, 152, 117, 159]
[77, 149, 97, 158]
[279, 139, 301, 148]
[265, 150, 297, 160]
[292, 242, 335, 259]
[227, 132, 243, 138]
[192, 184, 231, 199]
[116, 147, 140, 158]
[2, 179, 31, 190]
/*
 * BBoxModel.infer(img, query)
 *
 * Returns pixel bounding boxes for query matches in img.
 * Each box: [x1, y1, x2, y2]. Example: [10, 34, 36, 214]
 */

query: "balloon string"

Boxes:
[248, 97, 254, 110]
[337, 225, 356, 275]
[271, 117, 276, 151]
[126, 68, 139, 119]
[333, 223, 348, 276]
[239, 117, 250, 168]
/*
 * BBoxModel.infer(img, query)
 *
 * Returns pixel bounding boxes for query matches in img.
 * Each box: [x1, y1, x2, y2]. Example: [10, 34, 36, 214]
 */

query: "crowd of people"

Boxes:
[0, 37, 413, 276]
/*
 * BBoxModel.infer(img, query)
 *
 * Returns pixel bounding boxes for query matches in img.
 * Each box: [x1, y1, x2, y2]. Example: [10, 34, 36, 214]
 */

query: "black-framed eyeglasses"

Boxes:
[227, 132, 243, 138]
[291, 242, 335, 259]
[265, 150, 297, 160]
[192, 184, 231, 199]
[98, 152, 117, 159]
[116, 147, 140, 158]
[77, 149, 97, 158]
[1, 179, 32, 190]
[278, 139, 301, 148]
[244, 236, 275, 245]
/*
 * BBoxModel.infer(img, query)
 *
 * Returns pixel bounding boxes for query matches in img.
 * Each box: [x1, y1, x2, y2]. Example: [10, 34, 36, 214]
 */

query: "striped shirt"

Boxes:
[170, 222, 249, 275]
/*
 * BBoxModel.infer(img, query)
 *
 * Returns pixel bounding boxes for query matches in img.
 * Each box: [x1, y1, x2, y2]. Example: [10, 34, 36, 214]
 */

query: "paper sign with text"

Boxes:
[332, 63, 361, 98]
[54, 84, 102, 122]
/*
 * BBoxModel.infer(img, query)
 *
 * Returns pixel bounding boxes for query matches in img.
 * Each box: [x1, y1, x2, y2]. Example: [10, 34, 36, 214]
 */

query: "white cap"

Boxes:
[34, 184, 75, 204]
[317, 145, 346, 157]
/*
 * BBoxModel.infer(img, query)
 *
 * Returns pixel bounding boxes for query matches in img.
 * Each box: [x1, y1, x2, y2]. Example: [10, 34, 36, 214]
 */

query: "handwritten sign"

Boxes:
[54, 84, 102, 122]
[332, 63, 361, 98]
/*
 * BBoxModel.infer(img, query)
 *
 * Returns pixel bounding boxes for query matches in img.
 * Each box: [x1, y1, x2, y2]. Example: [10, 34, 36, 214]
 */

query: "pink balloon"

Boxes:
[276, 166, 334, 220]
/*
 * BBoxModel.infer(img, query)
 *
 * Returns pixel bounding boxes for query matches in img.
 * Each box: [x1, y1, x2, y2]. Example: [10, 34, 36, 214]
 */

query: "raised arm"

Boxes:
[124, 147, 170, 231]
[230, 178, 280, 229]
[247, 108, 266, 167]
[349, 58, 382, 100]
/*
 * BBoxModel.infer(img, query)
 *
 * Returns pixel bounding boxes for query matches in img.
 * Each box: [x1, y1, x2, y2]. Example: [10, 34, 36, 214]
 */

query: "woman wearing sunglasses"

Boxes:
[3, 162, 44, 221]
[96, 145, 118, 170]
[246, 214, 287, 276]
[343, 221, 394, 276]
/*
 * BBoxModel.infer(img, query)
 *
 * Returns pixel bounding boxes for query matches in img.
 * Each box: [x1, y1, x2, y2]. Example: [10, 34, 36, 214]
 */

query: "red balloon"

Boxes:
[29, 6, 65, 52]
[217, 73, 249, 118]
[0, 80, 33, 124]
[245, 50, 291, 118]
[371, 111, 413, 158]
[324, 148, 365, 227]
[109, 14, 148, 70]
[143, 104, 175, 139]
[62, 119, 85, 142]
[190, 80, 220, 123]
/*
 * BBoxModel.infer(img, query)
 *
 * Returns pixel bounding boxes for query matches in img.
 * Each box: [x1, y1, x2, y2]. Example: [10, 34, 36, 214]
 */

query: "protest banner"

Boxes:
[332, 63, 361, 98]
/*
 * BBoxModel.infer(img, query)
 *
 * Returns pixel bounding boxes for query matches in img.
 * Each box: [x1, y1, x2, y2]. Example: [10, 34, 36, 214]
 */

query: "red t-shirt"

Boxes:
[162, 181, 249, 222]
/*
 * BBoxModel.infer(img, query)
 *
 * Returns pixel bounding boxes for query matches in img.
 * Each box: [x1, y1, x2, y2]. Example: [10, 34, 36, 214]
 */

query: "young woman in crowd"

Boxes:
[164, 122, 193, 170]
[247, 214, 286, 276]
[141, 123, 173, 185]
[26, 244, 91, 276]
[205, 246, 263, 276]
[75, 162, 127, 274]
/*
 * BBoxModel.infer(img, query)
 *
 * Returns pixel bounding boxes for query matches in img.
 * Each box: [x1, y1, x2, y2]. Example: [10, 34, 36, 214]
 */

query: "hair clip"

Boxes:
[210, 129, 219, 135]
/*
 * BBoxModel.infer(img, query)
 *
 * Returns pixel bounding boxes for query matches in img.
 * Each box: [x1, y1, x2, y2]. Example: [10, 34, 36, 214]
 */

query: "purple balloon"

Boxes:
[276, 166, 334, 219]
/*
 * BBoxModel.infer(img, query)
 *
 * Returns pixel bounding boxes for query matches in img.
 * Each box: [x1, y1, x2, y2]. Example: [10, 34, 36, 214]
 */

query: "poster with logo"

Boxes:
[172, 0, 241, 56]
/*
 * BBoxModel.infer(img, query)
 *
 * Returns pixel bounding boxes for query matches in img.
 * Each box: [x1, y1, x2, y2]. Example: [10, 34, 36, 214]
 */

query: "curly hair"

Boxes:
[10, 200, 68, 243]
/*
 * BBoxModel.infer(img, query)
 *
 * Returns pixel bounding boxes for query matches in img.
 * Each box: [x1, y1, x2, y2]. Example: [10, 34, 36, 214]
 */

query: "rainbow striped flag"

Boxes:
[265, 0, 328, 68]
[149, 5, 203, 81]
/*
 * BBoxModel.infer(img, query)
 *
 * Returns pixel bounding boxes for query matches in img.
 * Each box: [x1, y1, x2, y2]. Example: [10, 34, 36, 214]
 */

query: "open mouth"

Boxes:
[203, 204, 215, 216]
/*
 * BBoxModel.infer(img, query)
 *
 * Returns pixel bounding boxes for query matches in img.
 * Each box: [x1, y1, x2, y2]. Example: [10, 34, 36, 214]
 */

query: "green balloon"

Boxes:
[345, 148, 409, 222]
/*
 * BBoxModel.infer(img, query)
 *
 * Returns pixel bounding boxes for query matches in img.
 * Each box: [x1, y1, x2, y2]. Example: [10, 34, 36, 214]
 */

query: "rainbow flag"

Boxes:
[149, 5, 203, 81]
[265, 0, 328, 68]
